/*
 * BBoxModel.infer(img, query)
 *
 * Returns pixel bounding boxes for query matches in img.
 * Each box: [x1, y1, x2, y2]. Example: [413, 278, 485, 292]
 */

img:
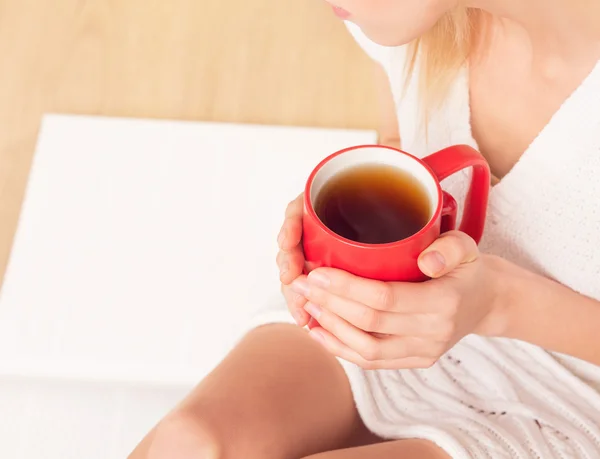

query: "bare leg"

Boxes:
[302, 439, 451, 459]
[128, 324, 379, 459]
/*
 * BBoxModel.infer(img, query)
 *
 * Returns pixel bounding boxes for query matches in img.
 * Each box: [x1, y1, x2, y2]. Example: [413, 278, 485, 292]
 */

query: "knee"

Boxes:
[147, 411, 222, 459]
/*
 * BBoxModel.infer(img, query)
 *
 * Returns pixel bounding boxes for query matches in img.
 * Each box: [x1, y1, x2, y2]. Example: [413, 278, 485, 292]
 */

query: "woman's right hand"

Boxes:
[277, 194, 311, 327]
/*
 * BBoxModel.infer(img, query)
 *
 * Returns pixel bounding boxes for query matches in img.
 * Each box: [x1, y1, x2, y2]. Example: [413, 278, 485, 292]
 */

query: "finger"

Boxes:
[278, 195, 304, 251]
[277, 248, 304, 285]
[306, 286, 440, 335]
[300, 281, 397, 333]
[285, 193, 304, 218]
[302, 268, 424, 313]
[308, 327, 437, 370]
[282, 282, 309, 327]
[304, 301, 386, 361]
[316, 291, 397, 334]
[418, 231, 479, 278]
[301, 279, 464, 339]
[305, 302, 441, 361]
[277, 216, 303, 252]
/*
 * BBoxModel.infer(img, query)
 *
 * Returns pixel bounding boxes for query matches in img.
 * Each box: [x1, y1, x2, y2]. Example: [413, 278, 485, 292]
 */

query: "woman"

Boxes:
[130, 0, 600, 457]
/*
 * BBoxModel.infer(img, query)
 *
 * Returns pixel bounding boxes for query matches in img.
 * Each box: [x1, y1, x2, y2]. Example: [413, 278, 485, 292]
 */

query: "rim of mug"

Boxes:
[304, 144, 444, 249]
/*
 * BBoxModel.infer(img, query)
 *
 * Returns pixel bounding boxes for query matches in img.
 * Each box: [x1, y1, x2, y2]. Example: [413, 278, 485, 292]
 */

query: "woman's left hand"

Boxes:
[291, 231, 507, 370]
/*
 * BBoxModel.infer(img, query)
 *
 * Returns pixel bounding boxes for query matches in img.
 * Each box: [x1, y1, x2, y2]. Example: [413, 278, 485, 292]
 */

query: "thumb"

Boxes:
[418, 231, 479, 278]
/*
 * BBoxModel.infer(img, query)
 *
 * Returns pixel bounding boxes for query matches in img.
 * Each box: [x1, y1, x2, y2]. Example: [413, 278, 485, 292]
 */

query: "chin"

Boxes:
[358, 24, 418, 47]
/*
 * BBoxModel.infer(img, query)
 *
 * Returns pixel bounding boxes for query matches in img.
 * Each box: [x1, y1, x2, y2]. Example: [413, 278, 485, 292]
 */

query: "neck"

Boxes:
[468, 0, 600, 62]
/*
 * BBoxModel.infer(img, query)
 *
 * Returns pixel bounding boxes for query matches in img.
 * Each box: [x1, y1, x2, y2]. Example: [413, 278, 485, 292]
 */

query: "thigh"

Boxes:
[129, 324, 378, 459]
[303, 439, 451, 459]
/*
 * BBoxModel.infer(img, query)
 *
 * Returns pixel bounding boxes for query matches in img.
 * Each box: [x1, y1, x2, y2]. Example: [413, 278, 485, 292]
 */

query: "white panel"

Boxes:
[0, 115, 377, 458]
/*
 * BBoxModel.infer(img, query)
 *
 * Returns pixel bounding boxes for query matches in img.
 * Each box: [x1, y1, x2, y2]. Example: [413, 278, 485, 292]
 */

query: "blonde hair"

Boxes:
[406, 7, 484, 116]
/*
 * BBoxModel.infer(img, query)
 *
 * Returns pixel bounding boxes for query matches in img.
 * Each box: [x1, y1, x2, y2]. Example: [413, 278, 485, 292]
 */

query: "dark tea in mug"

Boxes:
[314, 164, 431, 244]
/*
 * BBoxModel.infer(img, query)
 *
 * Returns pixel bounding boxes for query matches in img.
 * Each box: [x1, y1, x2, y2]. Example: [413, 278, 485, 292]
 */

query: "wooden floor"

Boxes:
[0, 0, 377, 284]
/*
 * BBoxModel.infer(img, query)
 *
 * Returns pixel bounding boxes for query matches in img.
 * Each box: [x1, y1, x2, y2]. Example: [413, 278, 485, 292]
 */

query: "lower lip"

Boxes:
[331, 5, 351, 19]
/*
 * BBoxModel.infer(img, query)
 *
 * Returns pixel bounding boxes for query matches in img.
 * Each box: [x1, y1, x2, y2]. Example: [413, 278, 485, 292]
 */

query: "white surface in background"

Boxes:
[0, 114, 377, 457]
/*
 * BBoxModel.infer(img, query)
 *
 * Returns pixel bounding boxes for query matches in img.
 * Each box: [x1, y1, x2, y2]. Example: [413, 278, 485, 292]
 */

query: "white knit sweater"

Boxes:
[249, 24, 600, 458]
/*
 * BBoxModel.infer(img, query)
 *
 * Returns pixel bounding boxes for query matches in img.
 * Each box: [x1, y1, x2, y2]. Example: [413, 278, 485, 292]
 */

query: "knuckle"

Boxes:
[443, 230, 466, 245]
[359, 307, 381, 332]
[437, 288, 460, 317]
[290, 294, 304, 309]
[396, 339, 412, 359]
[455, 230, 476, 246]
[445, 230, 464, 242]
[275, 250, 285, 267]
[445, 298, 461, 318]
[285, 252, 301, 276]
[279, 218, 288, 233]
[426, 280, 445, 297]
[282, 290, 296, 311]
[435, 320, 457, 342]
[288, 217, 302, 236]
[316, 308, 332, 328]
[421, 358, 438, 369]
[359, 359, 378, 370]
[295, 295, 308, 309]
[359, 340, 382, 362]
[281, 285, 301, 308]
[444, 231, 477, 261]
[376, 284, 395, 311]
[431, 342, 449, 359]
[309, 286, 327, 305]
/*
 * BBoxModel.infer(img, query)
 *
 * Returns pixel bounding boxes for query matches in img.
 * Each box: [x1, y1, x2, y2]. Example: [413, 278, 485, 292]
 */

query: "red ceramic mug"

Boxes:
[302, 144, 491, 282]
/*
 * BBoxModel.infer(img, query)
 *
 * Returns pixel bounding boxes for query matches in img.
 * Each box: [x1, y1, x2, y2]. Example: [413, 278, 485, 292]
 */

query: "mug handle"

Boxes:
[423, 145, 491, 244]
[441, 191, 458, 234]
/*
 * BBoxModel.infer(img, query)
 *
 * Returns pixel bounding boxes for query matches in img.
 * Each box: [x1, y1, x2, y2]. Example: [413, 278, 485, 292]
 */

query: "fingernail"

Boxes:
[308, 271, 330, 288]
[291, 279, 309, 296]
[277, 227, 287, 247]
[309, 329, 326, 345]
[304, 302, 322, 320]
[421, 251, 446, 277]
[279, 261, 289, 278]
